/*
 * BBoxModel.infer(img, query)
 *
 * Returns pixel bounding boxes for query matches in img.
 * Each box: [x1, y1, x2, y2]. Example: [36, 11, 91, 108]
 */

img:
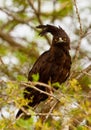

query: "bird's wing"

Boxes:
[28, 50, 51, 83]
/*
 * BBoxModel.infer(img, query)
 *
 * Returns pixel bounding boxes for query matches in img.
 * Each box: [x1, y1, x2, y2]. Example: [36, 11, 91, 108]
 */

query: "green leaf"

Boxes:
[0, 45, 8, 56]
[32, 73, 39, 82]
[17, 75, 27, 81]
[16, 117, 34, 130]
[52, 82, 61, 88]
[15, 51, 28, 63]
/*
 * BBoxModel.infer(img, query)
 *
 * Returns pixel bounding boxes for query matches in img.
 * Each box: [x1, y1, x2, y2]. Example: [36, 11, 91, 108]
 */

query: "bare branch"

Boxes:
[27, 0, 51, 45]
[43, 100, 58, 122]
[21, 82, 60, 101]
[0, 7, 33, 24]
[73, 0, 83, 37]
[76, 64, 91, 80]
[0, 30, 23, 48]
[73, 0, 83, 61]
[0, 29, 39, 58]
[27, 0, 42, 24]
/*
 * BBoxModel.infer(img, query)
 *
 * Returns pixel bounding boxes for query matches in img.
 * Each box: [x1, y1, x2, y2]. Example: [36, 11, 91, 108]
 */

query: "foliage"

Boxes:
[32, 73, 39, 82]
[0, 0, 91, 129]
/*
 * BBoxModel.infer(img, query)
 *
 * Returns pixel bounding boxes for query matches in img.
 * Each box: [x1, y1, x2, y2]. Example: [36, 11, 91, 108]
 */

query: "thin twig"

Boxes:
[73, 118, 91, 129]
[73, 0, 83, 61]
[27, 0, 51, 45]
[43, 100, 58, 122]
[22, 82, 60, 101]
[27, 0, 42, 24]
[35, 112, 60, 117]
[76, 64, 91, 80]
[82, 71, 91, 77]
[0, 7, 32, 24]
[22, 81, 52, 89]
[73, 0, 83, 36]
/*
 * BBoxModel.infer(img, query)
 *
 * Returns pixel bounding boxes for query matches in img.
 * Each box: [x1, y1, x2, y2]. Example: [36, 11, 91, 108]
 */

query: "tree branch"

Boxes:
[76, 64, 91, 80]
[73, 0, 83, 61]
[21, 82, 60, 101]
[27, 0, 51, 45]
[0, 30, 23, 48]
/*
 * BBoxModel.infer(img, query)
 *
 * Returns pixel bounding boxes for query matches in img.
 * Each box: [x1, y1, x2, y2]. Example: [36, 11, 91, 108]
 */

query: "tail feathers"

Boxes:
[16, 109, 31, 119]
[16, 109, 23, 118]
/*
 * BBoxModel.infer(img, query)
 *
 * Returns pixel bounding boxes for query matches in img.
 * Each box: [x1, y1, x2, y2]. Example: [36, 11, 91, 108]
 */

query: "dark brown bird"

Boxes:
[16, 24, 71, 118]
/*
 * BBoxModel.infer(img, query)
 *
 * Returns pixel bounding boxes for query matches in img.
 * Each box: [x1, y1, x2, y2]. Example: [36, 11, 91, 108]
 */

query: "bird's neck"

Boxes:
[50, 43, 70, 55]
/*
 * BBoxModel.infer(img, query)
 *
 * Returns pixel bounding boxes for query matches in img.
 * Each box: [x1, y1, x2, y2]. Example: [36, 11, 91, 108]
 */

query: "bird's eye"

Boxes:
[63, 37, 66, 41]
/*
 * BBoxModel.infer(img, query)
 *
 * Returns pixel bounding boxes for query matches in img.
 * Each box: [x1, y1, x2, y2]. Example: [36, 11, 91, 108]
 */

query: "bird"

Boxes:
[16, 24, 71, 118]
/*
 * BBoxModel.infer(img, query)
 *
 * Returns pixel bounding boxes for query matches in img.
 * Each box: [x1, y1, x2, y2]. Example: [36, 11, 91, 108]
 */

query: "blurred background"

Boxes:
[0, 0, 91, 81]
[0, 0, 91, 129]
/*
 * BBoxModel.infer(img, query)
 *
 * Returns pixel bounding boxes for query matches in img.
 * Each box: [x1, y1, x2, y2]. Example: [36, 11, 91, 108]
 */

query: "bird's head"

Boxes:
[36, 24, 70, 49]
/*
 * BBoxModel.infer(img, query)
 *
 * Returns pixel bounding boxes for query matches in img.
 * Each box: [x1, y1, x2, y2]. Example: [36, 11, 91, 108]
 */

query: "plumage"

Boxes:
[16, 24, 71, 118]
